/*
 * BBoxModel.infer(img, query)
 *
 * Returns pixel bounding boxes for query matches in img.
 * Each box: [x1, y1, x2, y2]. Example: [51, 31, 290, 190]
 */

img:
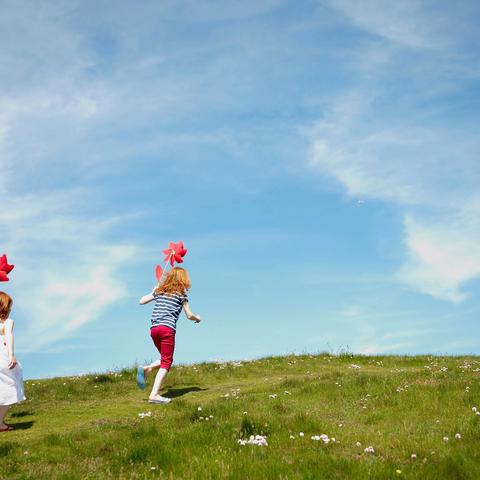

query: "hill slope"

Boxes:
[1, 354, 480, 479]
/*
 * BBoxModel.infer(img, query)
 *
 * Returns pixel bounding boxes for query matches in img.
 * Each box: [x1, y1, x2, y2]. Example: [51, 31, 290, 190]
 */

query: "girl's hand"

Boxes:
[194, 315, 201, 324]
[8, 356, 17, 369]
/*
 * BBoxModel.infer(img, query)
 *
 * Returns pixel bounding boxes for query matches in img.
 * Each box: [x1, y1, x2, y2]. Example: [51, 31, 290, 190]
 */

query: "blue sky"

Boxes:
[1, 0, 479, 379]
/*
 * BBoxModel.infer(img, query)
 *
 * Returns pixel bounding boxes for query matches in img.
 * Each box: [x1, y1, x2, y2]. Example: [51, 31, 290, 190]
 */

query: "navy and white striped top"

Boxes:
[151, 292, 188, 331]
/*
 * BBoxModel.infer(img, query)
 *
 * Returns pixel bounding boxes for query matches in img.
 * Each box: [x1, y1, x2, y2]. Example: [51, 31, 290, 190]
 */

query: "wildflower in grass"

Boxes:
[396, 470, 402, 475]
[364, 446, 375, 453]
[443, 436, 449, 442]
[350, 364, 361, 369]
[138, 411, 152, 418]
[284, 390, 291, 395]
[299, 432, 304, 437]
[411, 454, 417, 460]
[455, 433, 461, 439]
[338, 423, 343, 427]
[355, 442, 361, 447]
[238, 435, 268, 446]
[269, 394, 277, 399]
[289, 435, 295, 439]
[472, 406, 478, 413]
[197, 407, 202, 411]
[243, 411, 248, 415]
[311, 434, 330, 444]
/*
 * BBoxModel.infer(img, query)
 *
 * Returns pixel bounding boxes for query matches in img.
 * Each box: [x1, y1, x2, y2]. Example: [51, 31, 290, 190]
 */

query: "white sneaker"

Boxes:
[148, 396, 171, 404]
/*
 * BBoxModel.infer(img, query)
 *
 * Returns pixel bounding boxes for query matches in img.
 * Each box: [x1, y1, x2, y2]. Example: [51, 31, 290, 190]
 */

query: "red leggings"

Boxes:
[150, 325, 176, 370]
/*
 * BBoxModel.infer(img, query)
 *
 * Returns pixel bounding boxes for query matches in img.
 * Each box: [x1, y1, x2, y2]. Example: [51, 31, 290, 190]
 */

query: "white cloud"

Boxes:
[310, 94, 480, 301]
[21, 246, 136, 351]
[397, 213, 480, 303]
[0, 192, 138, 351]
[325, 0, 457, 49]
[309, 3, 480, 303]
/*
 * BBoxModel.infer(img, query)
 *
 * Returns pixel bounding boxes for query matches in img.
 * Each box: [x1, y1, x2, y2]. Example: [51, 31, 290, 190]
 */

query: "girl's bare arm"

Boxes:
[183, 301, 201, 323]
[139, 271, 169, 305]
[139, 286, 157, 305]
[5, 318, 17, 369]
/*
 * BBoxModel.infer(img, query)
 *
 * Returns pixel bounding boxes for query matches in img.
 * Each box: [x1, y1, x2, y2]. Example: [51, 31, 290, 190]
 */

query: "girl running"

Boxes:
[136, 267, 201, 404]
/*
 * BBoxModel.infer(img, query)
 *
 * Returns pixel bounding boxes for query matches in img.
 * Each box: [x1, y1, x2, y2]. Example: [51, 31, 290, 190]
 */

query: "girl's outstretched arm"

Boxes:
[183, 301, 201, 323]
[139, 269, 168, 305]
[139, 286, 157, 305]
[5, 318, 17, 369]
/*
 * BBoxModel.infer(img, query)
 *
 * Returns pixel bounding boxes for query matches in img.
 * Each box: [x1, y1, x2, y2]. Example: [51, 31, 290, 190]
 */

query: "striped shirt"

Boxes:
[151, 292, 188, 331]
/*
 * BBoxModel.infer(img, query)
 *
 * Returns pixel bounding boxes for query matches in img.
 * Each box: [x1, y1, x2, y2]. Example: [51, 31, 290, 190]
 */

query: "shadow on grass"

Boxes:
[11, 410, 34, 418]
[163, 386, 207, 399]
[11, 421, 34, 430]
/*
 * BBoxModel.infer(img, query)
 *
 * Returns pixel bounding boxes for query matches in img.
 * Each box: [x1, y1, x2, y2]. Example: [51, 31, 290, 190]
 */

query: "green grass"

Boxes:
[1, 354, 480, 479]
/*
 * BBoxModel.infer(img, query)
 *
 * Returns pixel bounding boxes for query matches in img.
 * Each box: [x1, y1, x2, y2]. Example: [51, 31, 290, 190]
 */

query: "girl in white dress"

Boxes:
[0, 292, 25, 432]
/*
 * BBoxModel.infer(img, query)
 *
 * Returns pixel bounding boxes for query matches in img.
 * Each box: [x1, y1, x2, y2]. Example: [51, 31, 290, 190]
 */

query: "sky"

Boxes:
[1, 0, 479, 379]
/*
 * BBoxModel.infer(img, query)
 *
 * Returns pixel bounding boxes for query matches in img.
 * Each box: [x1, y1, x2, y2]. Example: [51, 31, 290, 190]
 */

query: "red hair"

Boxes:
[0, 292, 13, 320]
[155, 267, 191, 296]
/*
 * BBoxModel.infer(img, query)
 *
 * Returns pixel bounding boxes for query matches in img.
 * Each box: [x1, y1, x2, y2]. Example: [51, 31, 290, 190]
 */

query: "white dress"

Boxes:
[0, 318, 26, 406]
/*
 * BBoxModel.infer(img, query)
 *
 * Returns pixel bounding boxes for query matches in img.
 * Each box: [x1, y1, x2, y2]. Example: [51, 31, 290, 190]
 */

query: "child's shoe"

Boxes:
[136, 366, 146, 390]
[148, 396, 171, 404]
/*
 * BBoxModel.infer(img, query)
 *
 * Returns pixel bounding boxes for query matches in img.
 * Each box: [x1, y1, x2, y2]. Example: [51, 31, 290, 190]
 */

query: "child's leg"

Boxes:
[0, 405, 9, 427]
[149, 368, 169, 399]
[149, 327, 175, 400]
[144, 359, 161, 376]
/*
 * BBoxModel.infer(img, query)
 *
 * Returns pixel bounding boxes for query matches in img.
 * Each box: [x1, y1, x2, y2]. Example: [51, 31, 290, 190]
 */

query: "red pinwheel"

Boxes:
[155, 241, 188, 282]
[0, 254, 14, 282]
[162, 241, 188, 267]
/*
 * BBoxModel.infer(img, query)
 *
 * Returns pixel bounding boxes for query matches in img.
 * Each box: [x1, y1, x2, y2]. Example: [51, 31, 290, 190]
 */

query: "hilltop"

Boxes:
[1, 354, 479, 479]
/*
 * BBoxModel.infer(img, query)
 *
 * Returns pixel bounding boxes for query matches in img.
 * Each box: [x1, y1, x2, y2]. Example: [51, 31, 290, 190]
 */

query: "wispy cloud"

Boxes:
[397, 213, 480, 302]
[309, 2, 480, 302]
[0, 191, 138, 351]
[325, 0, 473, 50]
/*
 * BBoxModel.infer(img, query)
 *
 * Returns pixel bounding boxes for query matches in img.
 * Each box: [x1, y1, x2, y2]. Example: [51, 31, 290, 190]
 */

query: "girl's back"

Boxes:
[151, 292, 188, 331]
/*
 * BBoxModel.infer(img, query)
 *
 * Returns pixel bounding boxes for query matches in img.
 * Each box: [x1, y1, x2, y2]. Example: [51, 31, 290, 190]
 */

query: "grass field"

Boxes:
[1, 353, 480, 479]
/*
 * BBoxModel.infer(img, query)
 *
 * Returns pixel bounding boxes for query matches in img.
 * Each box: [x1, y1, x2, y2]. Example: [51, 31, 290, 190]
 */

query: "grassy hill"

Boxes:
[1, 353, 480, 479]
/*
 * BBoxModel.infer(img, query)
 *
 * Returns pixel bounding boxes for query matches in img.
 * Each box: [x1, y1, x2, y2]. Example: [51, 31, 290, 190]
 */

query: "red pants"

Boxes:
[150, 325, 176, 370]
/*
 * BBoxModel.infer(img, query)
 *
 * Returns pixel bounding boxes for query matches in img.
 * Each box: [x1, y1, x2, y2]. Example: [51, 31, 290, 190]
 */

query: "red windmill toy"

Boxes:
[155, 241, 188, 282]
[0, 254, 14, 282]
